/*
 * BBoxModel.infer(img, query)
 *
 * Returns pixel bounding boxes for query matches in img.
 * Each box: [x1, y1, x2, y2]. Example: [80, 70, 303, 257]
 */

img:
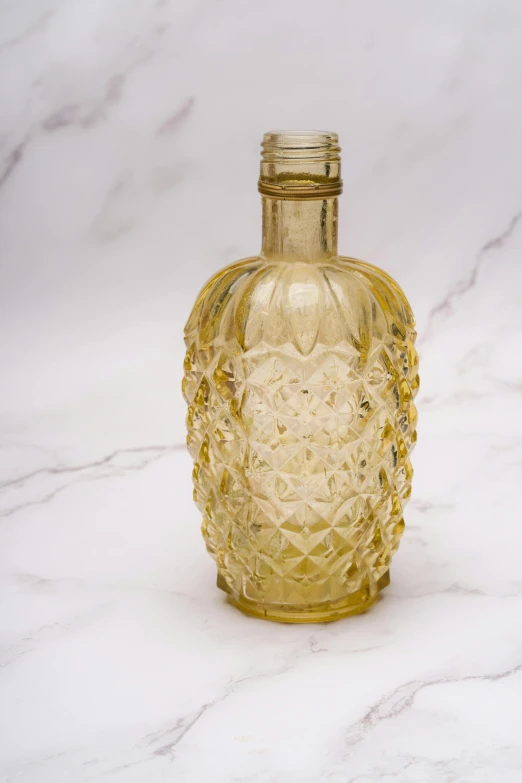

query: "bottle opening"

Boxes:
[259, 130, 342, 199]
[261, 131, 341, 161]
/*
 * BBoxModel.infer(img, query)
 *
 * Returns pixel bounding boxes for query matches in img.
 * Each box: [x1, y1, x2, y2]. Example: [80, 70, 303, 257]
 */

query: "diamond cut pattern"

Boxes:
[183, 258, 419, 613]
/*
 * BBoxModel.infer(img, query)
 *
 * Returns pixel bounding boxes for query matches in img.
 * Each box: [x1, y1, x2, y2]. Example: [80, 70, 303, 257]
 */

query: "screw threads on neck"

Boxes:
[258, 131, 342, 199]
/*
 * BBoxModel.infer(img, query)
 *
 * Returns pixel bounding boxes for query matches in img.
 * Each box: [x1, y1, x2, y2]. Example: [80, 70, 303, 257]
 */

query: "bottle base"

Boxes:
[220, 570, 390, 624]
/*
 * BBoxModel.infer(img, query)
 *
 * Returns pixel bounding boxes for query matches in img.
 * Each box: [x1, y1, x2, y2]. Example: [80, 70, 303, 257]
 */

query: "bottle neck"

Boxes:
[261, 197, 338, 262]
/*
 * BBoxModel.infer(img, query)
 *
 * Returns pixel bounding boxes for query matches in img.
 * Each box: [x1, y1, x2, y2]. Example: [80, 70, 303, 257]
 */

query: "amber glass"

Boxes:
[183, 131, 419, 622]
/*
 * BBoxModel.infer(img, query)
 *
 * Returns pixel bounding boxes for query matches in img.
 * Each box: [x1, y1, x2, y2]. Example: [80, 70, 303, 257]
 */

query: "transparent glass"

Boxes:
[183, 132, 419, 622]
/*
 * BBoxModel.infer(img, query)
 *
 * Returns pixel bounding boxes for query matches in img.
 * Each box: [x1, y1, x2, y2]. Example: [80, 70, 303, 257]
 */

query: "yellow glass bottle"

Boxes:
[183, 131, 419, 622]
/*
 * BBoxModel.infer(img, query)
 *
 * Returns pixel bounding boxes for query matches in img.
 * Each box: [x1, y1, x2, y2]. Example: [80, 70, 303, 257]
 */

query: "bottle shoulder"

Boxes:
[337, 256, 415, 329]
[184, 255, 416, 353]
[184, 256, 262, 339]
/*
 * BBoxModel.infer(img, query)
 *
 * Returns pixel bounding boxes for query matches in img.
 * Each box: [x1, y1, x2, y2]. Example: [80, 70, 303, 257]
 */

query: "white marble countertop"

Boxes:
[1, 1, 522, 781]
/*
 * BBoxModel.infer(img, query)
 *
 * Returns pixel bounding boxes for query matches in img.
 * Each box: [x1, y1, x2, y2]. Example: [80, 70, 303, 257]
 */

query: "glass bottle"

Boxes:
[183, 131, 419, 622]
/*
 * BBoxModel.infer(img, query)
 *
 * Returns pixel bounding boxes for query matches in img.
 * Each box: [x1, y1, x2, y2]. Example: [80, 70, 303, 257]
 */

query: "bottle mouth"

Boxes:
[261, 130, 341, 161]
[259, 130, 342, 199]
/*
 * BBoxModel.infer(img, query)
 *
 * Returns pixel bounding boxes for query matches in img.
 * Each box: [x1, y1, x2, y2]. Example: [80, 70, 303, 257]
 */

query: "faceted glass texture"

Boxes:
[183, 256, 419, 622]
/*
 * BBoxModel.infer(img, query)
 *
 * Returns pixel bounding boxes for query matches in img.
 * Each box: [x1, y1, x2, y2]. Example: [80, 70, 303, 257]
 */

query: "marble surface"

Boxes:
[1, 1, 522, 781]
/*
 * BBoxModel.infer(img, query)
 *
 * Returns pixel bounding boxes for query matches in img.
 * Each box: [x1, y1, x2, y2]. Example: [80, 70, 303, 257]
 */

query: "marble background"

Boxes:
[1, 1, 522, 781]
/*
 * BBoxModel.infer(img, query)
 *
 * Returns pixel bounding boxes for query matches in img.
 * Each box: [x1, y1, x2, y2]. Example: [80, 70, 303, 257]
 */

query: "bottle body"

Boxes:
[183, 131, 418, 622]
[183, 256, 418, 622]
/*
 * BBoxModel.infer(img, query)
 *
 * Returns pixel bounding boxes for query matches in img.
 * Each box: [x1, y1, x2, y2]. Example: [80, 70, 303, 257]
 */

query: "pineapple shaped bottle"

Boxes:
[183, 131, 419, 622]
